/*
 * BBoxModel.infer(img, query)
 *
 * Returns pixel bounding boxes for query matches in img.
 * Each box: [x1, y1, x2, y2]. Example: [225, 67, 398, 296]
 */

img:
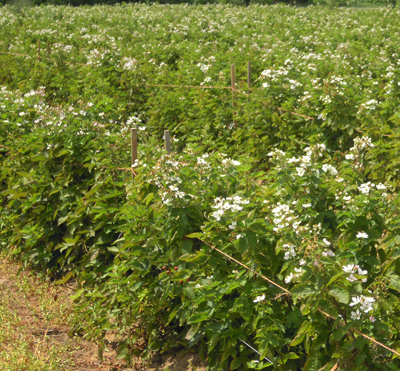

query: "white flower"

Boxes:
[347, 274, 358, 282]
[322, 250, 335, 257]
[356, 231, 368, 239]
[228, 221, 237, 230]
[284, 249, 296, 260]
[376, 183, 386, 190]
[345, 153, 355, 160]
[236, 234, 243, 240]
[350, 295, 375, 316]
[358, 268, 368, 275]
[359, 296, 375, 313]
[253, 294, 266, 303]
[322, 164, 338, 176]
[350, 296, 362, 307]
[358, 182, 374, 195]
[285, 273, 294, 284]
[342, 264, 355, 273]
[288, 157, 300, 164]
[296, 167, 306, 177]
[222, 158, 241, 166]
[302, 203, 312, 208]
[351, 309, 361, 320]
[350, 136, 374, 151]
[322, 238, 331, 246]
[211, 209, 224, 221]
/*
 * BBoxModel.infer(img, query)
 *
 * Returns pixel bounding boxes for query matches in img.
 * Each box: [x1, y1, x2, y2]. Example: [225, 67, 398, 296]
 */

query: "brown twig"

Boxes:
[195, 238, 400, 359]
[199, 238, 289, 293]
[147, 83, 232, 90]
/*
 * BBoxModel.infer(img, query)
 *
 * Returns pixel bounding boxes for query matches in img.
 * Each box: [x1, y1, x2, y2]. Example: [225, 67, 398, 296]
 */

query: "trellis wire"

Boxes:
[198, 238, 400, 359]
[239, 338, 273, 364]
[0, 50, 314, 122]
[3, 48, 399, 360]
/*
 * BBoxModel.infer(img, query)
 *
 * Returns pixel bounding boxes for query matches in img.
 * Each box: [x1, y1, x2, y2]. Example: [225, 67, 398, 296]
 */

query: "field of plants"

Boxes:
[1, 3, 400, 370]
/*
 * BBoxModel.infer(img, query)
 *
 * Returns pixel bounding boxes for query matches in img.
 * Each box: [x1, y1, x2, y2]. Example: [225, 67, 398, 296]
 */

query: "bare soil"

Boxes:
[0, 258, 206, 371]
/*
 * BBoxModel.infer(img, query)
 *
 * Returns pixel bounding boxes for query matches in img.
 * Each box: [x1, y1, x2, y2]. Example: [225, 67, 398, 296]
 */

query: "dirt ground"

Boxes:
[0, 258, 206, 371]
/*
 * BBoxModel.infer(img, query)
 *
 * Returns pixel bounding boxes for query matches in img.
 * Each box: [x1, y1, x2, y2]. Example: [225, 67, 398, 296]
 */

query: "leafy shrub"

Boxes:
[2, 5, 400, 370]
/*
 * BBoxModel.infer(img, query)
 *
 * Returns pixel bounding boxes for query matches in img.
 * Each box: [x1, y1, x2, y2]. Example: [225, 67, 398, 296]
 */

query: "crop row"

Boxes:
[1, 4, 400, 370]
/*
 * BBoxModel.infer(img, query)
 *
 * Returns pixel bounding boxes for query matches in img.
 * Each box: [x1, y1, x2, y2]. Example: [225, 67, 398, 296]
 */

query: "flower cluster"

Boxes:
[349, 295, 375, 320]
[322, 249, 335, 257]
[126, 115, 145, 131]
[285, 267, 304, 284]
[273, 145, 326, 177]
[221, 158, 241, 167]
[121, 57, 137, 71]
[342, 264, 368, 283]
[322, 164, 338, 176]
[197, 153, 211, 168]
[358, 181, 386, 195]
[283, 243, 296, 260]
[267, 149, 286, 159]
[359, 99, 379, 112]
[271, 202, 302, 233]
[350, 136, 375, 152]
[211, 196, 249, 221]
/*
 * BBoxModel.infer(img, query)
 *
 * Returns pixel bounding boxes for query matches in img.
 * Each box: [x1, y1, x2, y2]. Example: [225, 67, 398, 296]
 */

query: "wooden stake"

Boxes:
[164, 130, 171, 153]
[231, 64, 236, 128]
[165, 69, 169, 84]
[131, 129, 137, 179]
[247, 61, 251, 95]
[38, 40, 41, 62]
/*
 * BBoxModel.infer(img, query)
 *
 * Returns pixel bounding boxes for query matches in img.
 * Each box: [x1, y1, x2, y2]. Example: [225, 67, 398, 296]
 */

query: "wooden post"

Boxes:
[164, 130, 171, 153]
[231, 64, 236, 128]
[165, 69, 169, 84]
[131, 129, 137, 179]
[38, 40, 41, 62]
[247, 61, 251, 96]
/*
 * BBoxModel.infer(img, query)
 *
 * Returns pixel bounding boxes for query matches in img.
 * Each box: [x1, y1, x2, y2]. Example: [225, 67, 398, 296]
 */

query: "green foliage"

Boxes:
[1, 4, 400, 370]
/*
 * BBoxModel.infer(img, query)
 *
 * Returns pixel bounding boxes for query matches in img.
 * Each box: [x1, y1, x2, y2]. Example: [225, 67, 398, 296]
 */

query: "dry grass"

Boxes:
[0, 256, 136, 371]
[0, 255, 206, 371]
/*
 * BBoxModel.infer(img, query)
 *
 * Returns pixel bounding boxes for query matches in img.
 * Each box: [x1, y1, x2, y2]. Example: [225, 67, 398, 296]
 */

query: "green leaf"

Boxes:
[328, 287, 349, 304]
[180, 251, 208, 264]
[183, 286, 195, 300]
[144, 237, 157, 248]
[290, 321, 312, 347]
[70, 288, 84, 301]
[387, 271, 400, 292]
[291, 284, 316, 300]
[331, 322, 353, 341]
[230, 357, 242, 370]
[107, 246, 119, 253]
[185, 325, 199, 341]
[186, 232, 203, 239]
[144, 192, 154, 205]
[188, 311, 212, 324]
[54, 271, 74, 285]
[326, 272, 346, 287]
[208, 333, 220, 354]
